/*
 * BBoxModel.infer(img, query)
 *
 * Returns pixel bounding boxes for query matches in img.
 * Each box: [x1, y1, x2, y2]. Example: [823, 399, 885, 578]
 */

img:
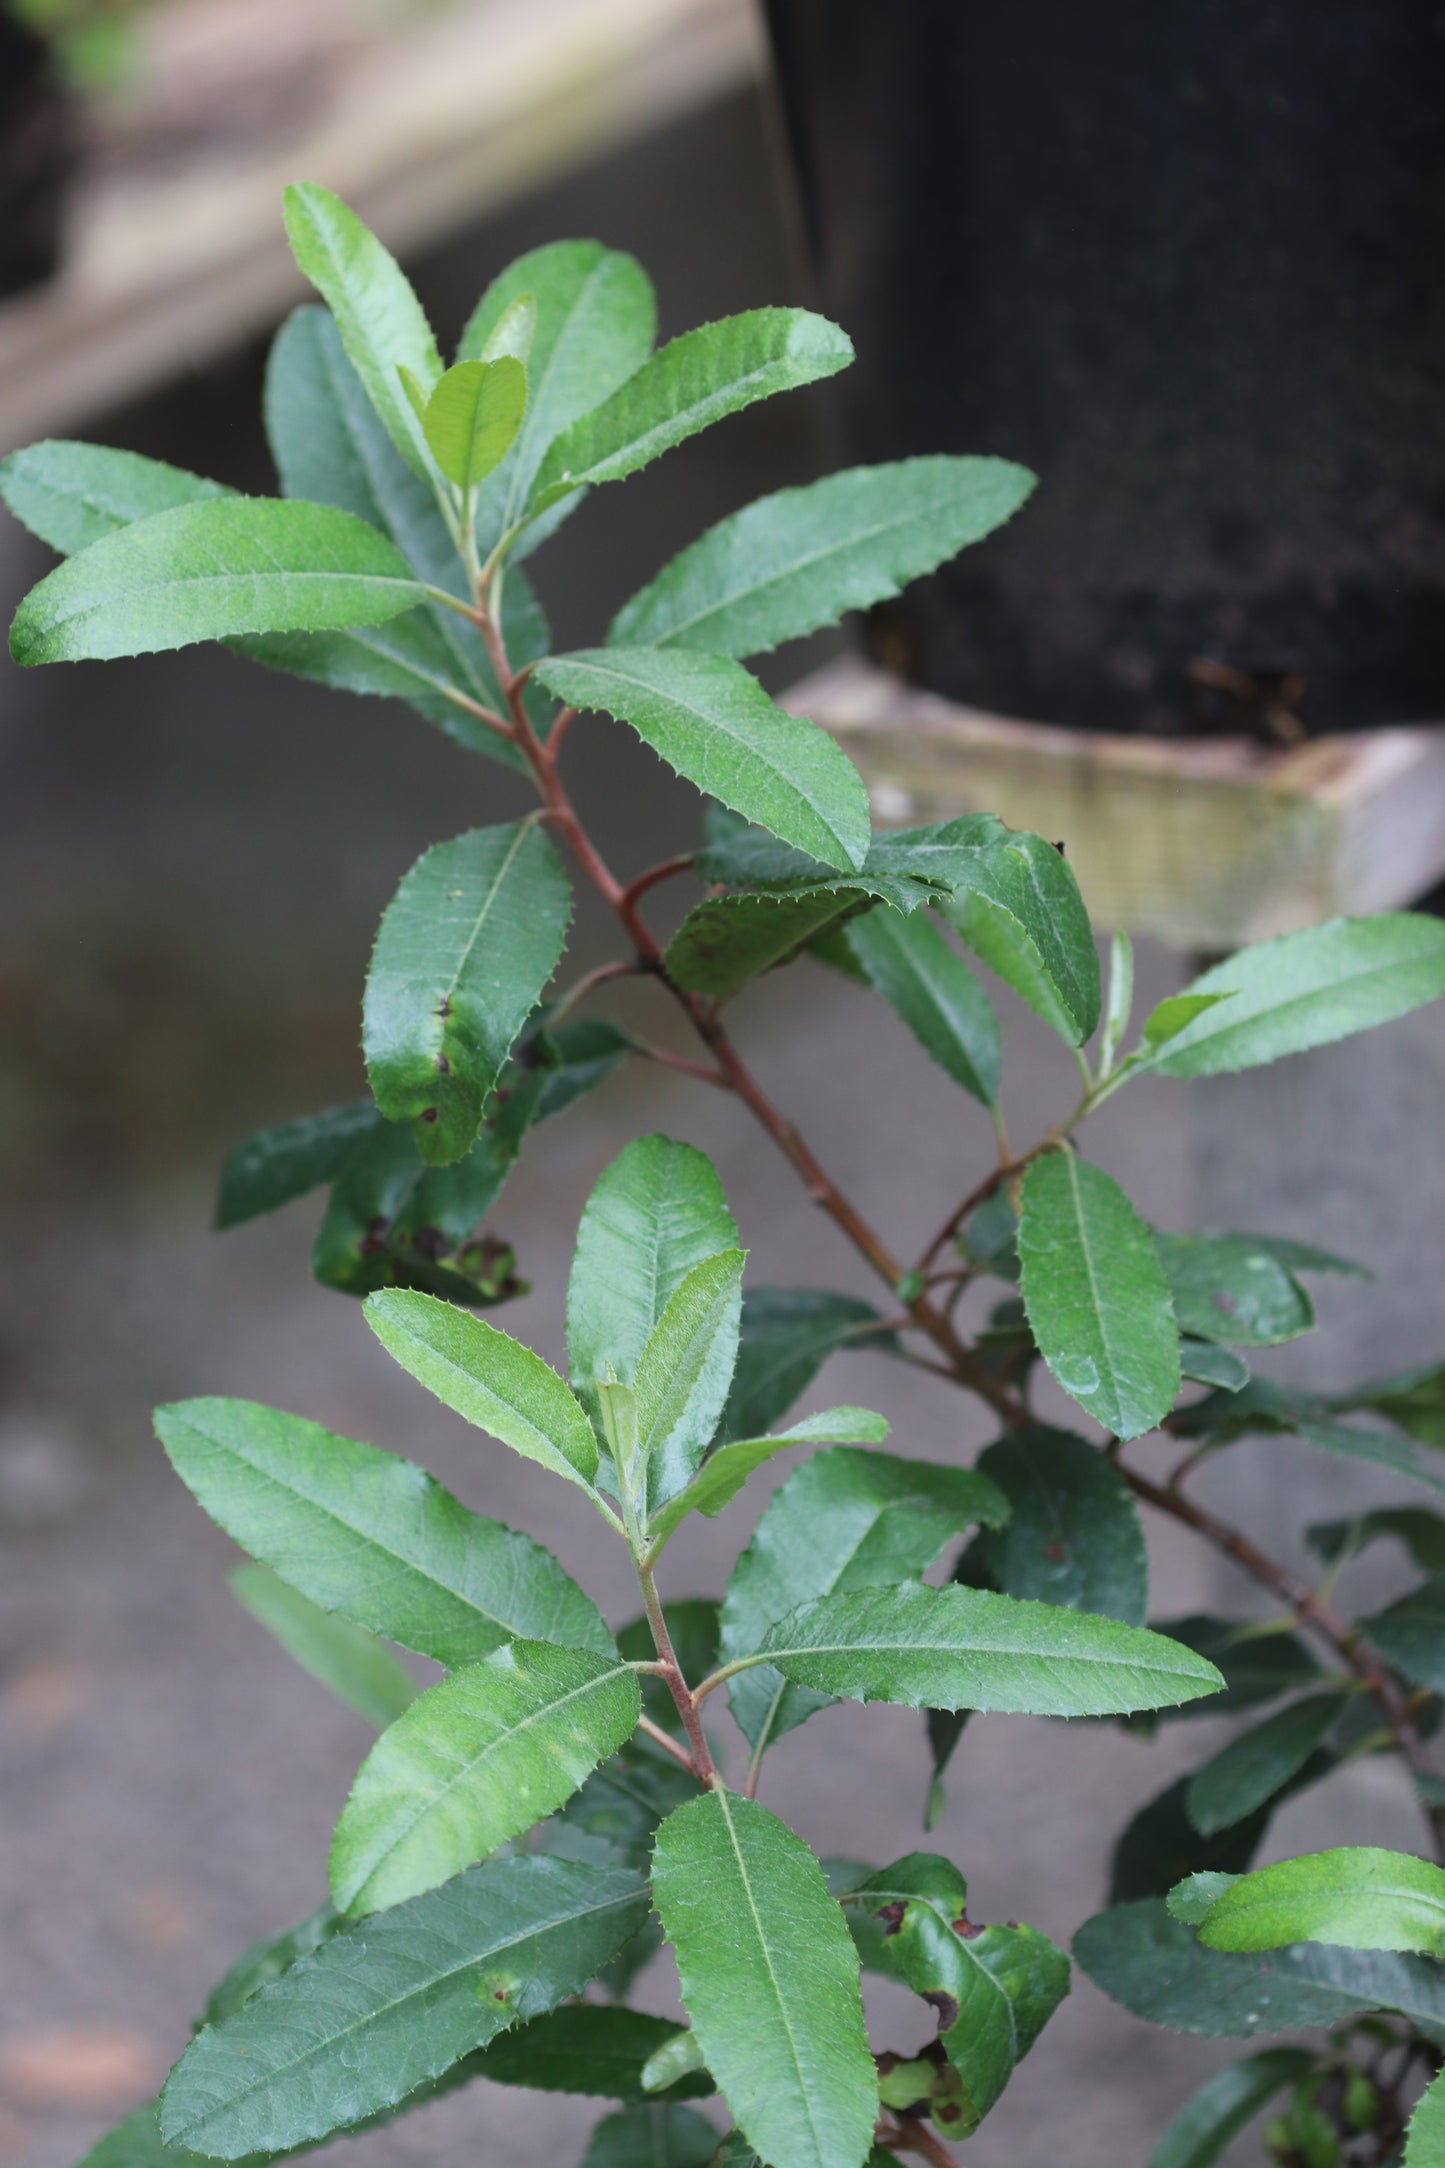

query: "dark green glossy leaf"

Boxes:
[844, 906, 999, 1106]
[974, 1426, 1148, 1623]
[610, 456, 1033, 658]
[155, 1395, 611, 1663]
[665, 889, 868, 998]
[1156, 1233, 1315, 1347]
[535, 647, 870, 873]
[202, 1905, 343, 2027]
[651, 1790, 876, 2168]
[936, 828, 1100, 1045]
[160, 1856, 650, 2157]
[719, 1446, 1008, 1756]
[1307, 1508, 1445, 1575]
[1148, 2050, 1316, 2168]
[1018, 1152, 1180, 1440]
[1363, 1577, 1445, 1704]
[716, 1287, 899, 1444]
[1075, 1897, 1445, 2039]
[1185, 1695, 1347, 1837]
[473, 2004, 711, 2101]
[1108, 1774, 1298, 1905]
[363, 819, 571, 1164]
[215, 1099, 381, 1229]
[578, 2104, 722, 2168]
[1179, 1340, 1250, 1391]
[1123, 1617, 1323, 1730]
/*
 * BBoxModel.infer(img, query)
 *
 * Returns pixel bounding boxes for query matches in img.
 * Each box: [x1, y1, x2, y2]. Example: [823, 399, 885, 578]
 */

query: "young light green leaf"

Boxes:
[1405, 2066, 1445, 2168]
[716, 1287, 899, 1443]
[1135, 915, 1445, 1078]
[609, 456, 1033, 658]
[579, 2104, 722, 2168]
[1148, 2050, 1316, 2168]
[646, 1407, 890, 1553]
[1156, 1232, 1315, 1347]
[844, 906, 1000, 1106]
[1099, 929, 1134, 1074]
[974, 1425, 1148, 1623]
[1195, 1847, 1445, 1956]
[1140, 991, 1235, 1048]
[639, 2029, 709, 2095]
[845, 1854, 1068, 2137]
[665, 889, 868, 998]
[363, 819, 571, 1164]
[0, 439, 232, 554]
[720, 1447, 1009, 1755]
[10, 497, 428, 665]
[259, 305, 546, 761]
[282, 182, 441, 476]
[422, 357, 528, 489]
[1075, 1897, 1445, 2039]
[363, 1289, 601, 1495]
[214, 1098, 382, 1229]
[632, 1248, 744, 1504]
[566, 1135, 738, 1418]
[230, 1565, 417, 1729]
[651, 1790, 877, 2168]
[751, 1581, 1223, 1717]
[535, 647, 870, 872]
[1018, 1152, 1181, 1439]
[937, 829, 1101, 1045]
[473, 2003, 710, 2101]
[330, 1640, 641, 1912]
[1185, 1695, 1347, 1838]
[459, 240, 656, 540]
[160, 1855, 649, 2157]
[154, 1395, 611, 1663]
[533, 308, 853, 509]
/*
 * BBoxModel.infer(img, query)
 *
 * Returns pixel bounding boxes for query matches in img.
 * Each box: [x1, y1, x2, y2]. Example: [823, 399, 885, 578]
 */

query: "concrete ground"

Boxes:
[2, 87, 1439, 2168]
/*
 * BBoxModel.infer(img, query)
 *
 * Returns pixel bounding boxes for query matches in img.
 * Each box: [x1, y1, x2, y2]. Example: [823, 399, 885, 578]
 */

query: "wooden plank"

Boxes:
[0, 0, 760, 451]
[787, 656, 1445, 950]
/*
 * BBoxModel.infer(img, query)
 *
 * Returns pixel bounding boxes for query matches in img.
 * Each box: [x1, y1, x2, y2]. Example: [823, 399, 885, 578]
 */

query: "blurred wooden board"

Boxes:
[789, 656, 1445, 950]
[0, 0, 760, 451]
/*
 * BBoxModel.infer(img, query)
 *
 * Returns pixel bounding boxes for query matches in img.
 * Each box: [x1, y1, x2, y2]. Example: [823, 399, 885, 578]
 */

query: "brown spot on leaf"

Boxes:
[435, 1053, 450, 1075]
[953, 1915, 985, 1939]
[938, 2103, 964, 2124]
[420, 1107, 439, 1124]
[436, 999, 452, 1018]
[875, 1902, 907, 1935]
[1043, 1541, 1068, 1562]
[923, 1990, 961, 2032]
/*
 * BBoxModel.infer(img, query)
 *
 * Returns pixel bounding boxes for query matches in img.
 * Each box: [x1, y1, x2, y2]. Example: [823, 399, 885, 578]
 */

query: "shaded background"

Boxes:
[3, 34, 1443, 2168]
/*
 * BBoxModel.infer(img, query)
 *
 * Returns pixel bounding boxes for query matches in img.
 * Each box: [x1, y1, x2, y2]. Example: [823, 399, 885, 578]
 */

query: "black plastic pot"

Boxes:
[764, 2, 1445, 735]
[0, 15, 73, 302]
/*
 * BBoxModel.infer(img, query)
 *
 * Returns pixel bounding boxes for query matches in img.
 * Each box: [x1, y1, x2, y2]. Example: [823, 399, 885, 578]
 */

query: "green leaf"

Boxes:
[1156, 1233, 1315, 1347]
[640, 2030, 709, 2095]
[1018, 1152, 1181, 1439]
[0, 439, 230, 553]
[10, 496, 428, 666]
[1179, 1340, 1251, 1391]
[534, 308, 853, 508]
[1074, 1897, 1445, 2039]
[155, 1395, 610, 1663]
[229, 1564, 417, 1729]
[1136, 915, 1445, 1078]
[73, 2102, 277, 2168]
[202, 1905, 343, 2027]
[844, 906, 999, 1106]
[259, 305, 543, 761]
[751, 1581, 1223, 1717]
[1124, 1617, 1324, 1729]
[579, 2105, 722, 2168]
[1167, 1873, 1241, 1928]
[536, 647, 870, 873]
[973, 1425, 1148, 1623]
[846, 1855, 1068, 2137]
[363, 819, 571, 1163]
[530, 1015, 634, 1121]
[566, 1135, 738, 1425]
[1185, 1695, 1347, 1837]
[1406, 2066, 1445, 2167]
[1195, 1847, 1445, 1956]
[609, 455, 1033, 657]
[694, 805, 977, 895]
[282, 182, 441, 477]
[459, 240, 656, 541]
[1339, 1359, 1445, 1445]
[651, 1790, 877, 2168]
[364, 1289, 601, 1496]
[422, 357, 527, 489]
[1099, 928, 1134, 1075]
[1307, 1508, 1445, 1575]
[1361, 1573, 1445, 1697]
[1140, 992, 1235, 1048]
[215, 1099, 381, 1229]
[720, 1447, 1009, 1755]
[716, 1287, 899, 1443]
[473, 2004, 710, 2100]
[633, 1248, 745, 1504]
[1148, 2050, 1316, 2168]
[646, 1408, 890, 1553]
[937, 829, 1101, 1045]
[160, 1855, 649, 2156]
[1109, 1775, 1293, 1906]
[329, 1640, 641, 1912]
[665, 889, 870, 999]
